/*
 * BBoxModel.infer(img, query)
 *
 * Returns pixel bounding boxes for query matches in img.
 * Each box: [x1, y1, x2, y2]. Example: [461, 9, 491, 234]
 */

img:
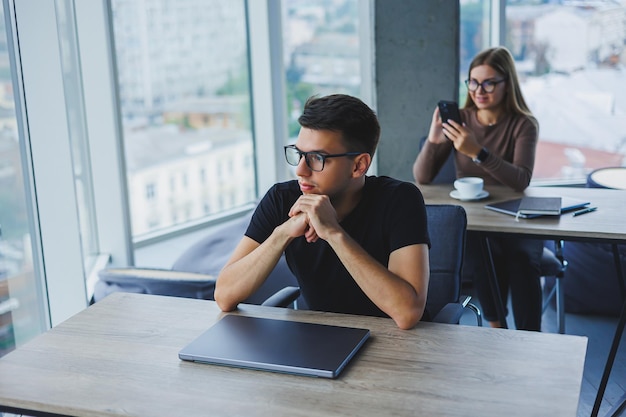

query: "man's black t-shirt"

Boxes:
[245, 175, 430, 318]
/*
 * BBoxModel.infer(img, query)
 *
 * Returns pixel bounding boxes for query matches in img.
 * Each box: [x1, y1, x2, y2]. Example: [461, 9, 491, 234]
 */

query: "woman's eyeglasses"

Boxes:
[284, 145, 362, 172]
[465, 78, 506, 93]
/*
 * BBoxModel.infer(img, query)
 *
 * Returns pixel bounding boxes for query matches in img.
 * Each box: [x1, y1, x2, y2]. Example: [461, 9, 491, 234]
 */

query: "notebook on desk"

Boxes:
[485, 196, 590, 219]
[178, 314, 370, 379]
[517, 196, 562, 216]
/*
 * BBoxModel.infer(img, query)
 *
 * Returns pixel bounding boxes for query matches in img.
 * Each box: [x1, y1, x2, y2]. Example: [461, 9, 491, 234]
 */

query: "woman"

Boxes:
[413, 46, 543, 331]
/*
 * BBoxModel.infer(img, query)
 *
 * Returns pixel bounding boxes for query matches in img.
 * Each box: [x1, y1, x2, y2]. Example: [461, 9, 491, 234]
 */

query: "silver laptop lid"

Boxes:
[179, 314, 370, 378]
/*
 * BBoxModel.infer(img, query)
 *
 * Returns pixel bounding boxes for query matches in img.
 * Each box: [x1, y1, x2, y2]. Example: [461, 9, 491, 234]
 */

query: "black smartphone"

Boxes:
[437, 100, 462, 125]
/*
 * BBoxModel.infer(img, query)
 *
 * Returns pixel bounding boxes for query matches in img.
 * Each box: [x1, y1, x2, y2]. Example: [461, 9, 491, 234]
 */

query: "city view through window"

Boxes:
[110, 0, 362, 237]
[110, 0, 255, 237]
[282, 0, 361, 138]
[112, 0, 626, 237]
[463, 0, 626, 180]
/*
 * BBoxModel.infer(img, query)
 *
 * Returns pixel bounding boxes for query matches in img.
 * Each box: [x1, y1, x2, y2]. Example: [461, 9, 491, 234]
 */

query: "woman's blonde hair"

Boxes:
[462, 46, 536, 126]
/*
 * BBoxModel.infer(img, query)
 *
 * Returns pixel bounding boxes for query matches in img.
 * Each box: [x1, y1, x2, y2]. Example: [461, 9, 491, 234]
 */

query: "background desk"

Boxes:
[419, 185, 625, 242]
[0, 293, 587, 417]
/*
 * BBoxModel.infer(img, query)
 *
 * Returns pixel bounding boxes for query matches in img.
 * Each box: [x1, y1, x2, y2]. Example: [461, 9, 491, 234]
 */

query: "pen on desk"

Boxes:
[572, 206, 598, 217]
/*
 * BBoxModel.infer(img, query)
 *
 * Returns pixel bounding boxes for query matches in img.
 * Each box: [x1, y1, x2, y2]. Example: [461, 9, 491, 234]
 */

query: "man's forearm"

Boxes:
[215, 231, 291, 311]
[324, 229, 427, 329]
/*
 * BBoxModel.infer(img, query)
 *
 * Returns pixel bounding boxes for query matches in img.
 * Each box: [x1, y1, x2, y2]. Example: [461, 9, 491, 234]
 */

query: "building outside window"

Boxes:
[110, 0, 255, 238]
[282, 0, 361, 140]
[461, 0, 626, 182]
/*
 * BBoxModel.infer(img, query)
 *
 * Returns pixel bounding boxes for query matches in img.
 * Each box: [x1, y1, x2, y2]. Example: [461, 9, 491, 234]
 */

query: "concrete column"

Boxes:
[374, 0, 459, 182]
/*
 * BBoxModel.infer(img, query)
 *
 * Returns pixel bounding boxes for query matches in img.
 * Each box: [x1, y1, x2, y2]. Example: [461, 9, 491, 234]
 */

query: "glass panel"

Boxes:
[461, 0, 491, 76]
[55, 0, 99, 267]
[460, 0, 491, 99]
[282, 0, 361, 140]
[109, 0, 255, 237]
[0, 4, 47, 358]
[505, 1, 626, 181]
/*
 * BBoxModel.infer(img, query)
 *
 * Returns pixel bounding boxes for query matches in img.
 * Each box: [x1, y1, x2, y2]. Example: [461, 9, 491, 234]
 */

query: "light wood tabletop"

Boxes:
[0, 292, 587, 417]
[419, 184, 626, 242]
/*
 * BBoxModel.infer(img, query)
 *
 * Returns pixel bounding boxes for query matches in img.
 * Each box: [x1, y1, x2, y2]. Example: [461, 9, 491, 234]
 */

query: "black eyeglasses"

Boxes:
[465, 78, 506, 93]
[284, 145, 362, 172]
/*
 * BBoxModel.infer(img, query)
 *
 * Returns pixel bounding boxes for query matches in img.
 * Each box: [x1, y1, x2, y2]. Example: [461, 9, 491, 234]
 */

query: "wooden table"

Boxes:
[419, 184, 625, 242]
[419, 184, 626, 417]
[0, 292, 587, 417]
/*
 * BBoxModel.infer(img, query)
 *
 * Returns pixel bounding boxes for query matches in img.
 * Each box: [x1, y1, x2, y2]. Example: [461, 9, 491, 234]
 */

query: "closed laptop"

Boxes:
[179, 314, 370, 378]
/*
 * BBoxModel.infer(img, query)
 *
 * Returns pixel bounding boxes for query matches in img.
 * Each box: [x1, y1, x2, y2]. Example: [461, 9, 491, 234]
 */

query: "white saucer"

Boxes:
[449, 190, 489, 201]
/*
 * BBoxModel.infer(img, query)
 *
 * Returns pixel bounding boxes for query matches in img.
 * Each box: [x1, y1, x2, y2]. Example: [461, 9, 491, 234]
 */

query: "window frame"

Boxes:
[9, 0, 89, 326]
[4, 0, 386, 330]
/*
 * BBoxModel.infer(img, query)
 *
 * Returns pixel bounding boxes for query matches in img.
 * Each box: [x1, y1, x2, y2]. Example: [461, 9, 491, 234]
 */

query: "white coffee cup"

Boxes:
[454, 177, 484, 199]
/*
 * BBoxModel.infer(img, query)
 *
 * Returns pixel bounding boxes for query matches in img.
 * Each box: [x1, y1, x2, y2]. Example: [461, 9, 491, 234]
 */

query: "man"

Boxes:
[215, 94, 430, 329]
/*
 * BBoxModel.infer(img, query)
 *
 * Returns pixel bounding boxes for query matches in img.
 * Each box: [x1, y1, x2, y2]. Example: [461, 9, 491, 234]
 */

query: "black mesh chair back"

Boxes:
[424, 204, 481, 324]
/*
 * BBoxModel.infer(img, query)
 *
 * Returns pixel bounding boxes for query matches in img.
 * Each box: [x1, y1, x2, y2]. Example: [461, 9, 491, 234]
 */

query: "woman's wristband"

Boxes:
[472, 147, 490, 164]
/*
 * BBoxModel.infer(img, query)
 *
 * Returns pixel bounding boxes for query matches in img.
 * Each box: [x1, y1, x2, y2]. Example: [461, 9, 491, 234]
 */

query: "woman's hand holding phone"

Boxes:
[428, 101, 464, 144]
[437, 100, 464, 141]
[429, 101, 483, 158]
[437, 100, 462, 125]
[426, 106, 448, 144]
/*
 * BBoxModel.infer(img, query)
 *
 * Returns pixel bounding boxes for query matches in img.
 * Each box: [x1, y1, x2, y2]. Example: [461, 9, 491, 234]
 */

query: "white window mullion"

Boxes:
[74, 0, 133, 275]
[247, 0, 289, 193]
[359, 0, 377, 175]
[13, 0, 87, 325]
[490, 0, 505, 47]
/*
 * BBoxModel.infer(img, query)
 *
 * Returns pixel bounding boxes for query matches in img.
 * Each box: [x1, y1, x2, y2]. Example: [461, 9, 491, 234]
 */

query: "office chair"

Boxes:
[539, 168, 626, 333]
[541, 169, 624, 325]
[94, 212, 303, 309]
[541, 240, 567, 334]
[417, 136, 567, 331]
[425, 204, 482, 325]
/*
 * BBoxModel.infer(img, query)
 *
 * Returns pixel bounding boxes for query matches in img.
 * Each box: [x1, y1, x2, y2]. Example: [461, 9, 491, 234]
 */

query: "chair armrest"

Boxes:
[261, 286, 301, 308]
[432, 294, 483, 324]
[95, 267, 216, 302]
[432, 295, 483, 326]
[432, 302, 465, 324]
[99, 267, 216, 284]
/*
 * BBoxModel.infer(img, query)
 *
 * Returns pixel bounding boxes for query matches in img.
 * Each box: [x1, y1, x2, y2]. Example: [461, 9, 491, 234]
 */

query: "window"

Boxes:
[55, 0, 100, 265]
[505, 0, 626, 182]
[461, 0, 626, 183]
[146, 183, 156, 200]
[460, 0, 491, 73]
[0, 3, 47, 358]
[109, 0, 255, 238]
[282, 0, 362, 141]
[169, 175, 176, 192]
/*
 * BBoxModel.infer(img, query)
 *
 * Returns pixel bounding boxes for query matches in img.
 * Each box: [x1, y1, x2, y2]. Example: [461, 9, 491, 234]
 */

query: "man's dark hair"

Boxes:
[298, 94, 380, 156]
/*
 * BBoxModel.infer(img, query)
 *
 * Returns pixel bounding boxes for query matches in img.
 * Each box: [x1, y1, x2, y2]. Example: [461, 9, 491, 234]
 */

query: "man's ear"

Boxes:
[352, 153, 371, 177]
